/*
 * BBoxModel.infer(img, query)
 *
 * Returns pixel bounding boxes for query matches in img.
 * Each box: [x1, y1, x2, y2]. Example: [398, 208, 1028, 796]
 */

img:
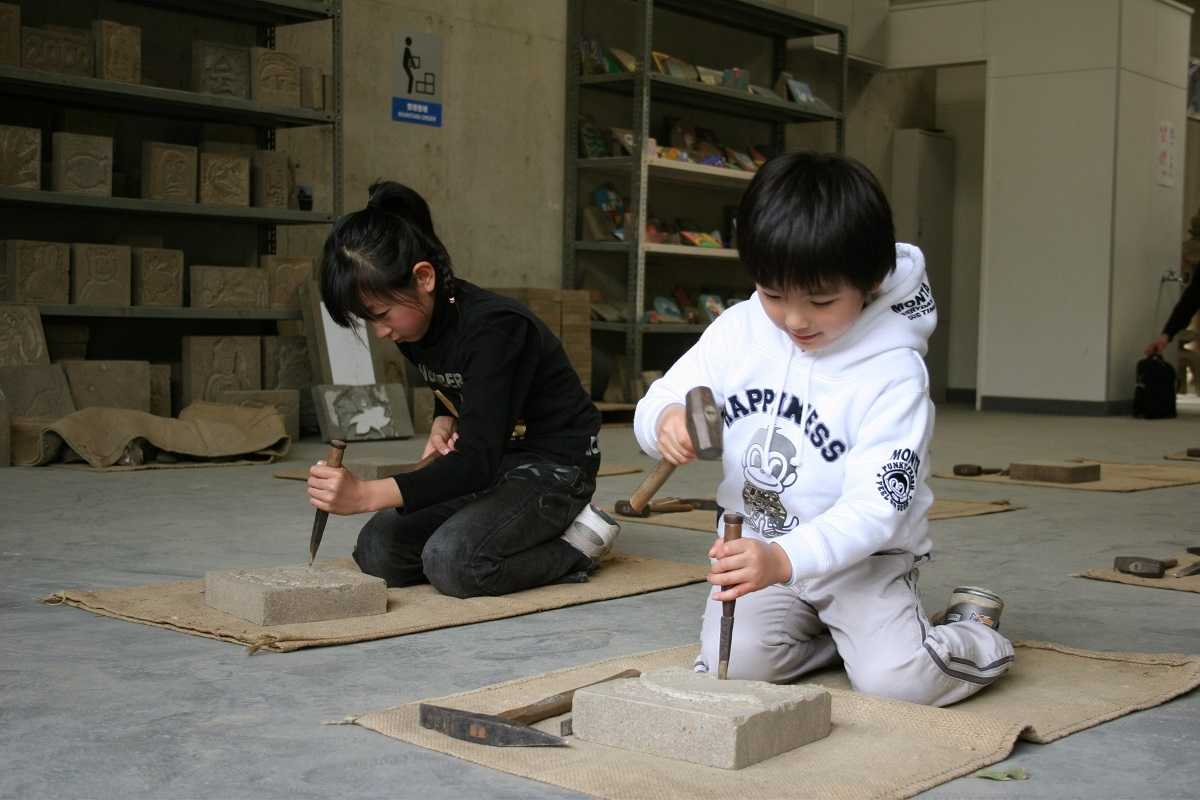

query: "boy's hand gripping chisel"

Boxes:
[309, 439, 347, 565]
[717, 512, 744, 680]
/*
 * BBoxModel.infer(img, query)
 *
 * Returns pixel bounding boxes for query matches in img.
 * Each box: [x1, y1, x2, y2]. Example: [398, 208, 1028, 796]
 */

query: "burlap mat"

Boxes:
[1076, 552, 1200, 594]
[619, 499, 1022, 533]
[272, 463, 643, 481]
[42, 555, 707, 653]
[934, 460, 1200, 492]
[1165, 451, 1200, 463]
[350, 640, 1199, 799]
[14, 402, 289, 468]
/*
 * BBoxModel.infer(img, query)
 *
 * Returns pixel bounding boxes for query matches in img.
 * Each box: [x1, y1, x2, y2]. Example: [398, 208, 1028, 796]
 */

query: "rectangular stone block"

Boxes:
[0, 3, 18, 67]
[250, 47, 301, 108]
[216, 388, 299, 442]
[71, 243, 131, 306]
[192, 41, 250, 98]
[0, 125, 41, 189]
[51, 132, 112, 197]
[181, 335, 260, 405]
[573, 667, 832, 770]
[252, 150, 289, 208]
[149, 363, 171, 417]
[22, 26, 93, 76]
[0, 386, 9, 466]
[312, 383, 414, 442]
[204, 565, 387, 626]
[61, 359, 151, 412]
[411, 386, 434, 434]
[189, 265, 267, 310]
[0, 363, 75, 418]
[0, 304, 49, 366]
[43, 321, 88, 361]
[262, 335, 311, 390]
[199, 152, 249, 207]
[93, 20, 140, 84]
[1008, 460, 1101, 483]
[132, 248, 184, 306]
[0, 240, 70, 304]
[141, 142, 197, 203]
[300, 65, 323, 110]
[261, 255, 311, 310]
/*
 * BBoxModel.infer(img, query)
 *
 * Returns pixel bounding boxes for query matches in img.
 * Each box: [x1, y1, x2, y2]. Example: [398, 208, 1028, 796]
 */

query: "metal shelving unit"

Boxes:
[564, 0, 846, 399]
[0, 187, 334, 224]
[39, 305, 300, 321]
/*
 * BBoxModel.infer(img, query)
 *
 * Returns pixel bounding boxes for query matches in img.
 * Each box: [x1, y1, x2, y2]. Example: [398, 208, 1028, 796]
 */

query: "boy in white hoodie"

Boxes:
[634, 153, 1013, 706]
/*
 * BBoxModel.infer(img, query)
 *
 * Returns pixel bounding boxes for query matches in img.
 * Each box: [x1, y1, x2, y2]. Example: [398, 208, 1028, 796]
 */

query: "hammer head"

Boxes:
[685, 386, 723, 461]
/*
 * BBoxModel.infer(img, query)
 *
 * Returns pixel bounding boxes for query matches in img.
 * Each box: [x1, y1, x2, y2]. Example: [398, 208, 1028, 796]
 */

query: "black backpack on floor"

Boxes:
[1133, 354, 1176, 419]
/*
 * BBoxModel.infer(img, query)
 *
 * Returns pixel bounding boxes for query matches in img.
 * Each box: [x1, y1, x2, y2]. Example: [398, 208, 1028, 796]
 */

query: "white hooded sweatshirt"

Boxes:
[634, 243, 937, 585]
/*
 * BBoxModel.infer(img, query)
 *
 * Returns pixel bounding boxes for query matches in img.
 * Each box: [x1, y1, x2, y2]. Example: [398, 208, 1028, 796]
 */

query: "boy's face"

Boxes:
[756, 281, 871, 351]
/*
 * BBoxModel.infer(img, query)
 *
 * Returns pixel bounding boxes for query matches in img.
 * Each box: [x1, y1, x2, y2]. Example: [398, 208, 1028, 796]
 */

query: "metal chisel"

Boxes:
[309, 439, 346, 565]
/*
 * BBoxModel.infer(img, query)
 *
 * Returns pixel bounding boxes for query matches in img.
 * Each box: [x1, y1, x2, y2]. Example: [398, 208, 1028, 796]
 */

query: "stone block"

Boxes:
[0, 386, 9, 466]
[149, 363, 171, 417]
[132, 248, 184, 306]
[262, 335, 311, 390]
[141, 142, 197, 203]
[0, 240, 70, 304]
[71, 243, 131, 306]
[61, 359, 151, 412]
[312, 383, 414, 442]
[252, 150, 289, 209]
[0, 3, 18, 67]
[204, 565, 387, 626]
[0, 304, 49, 366]
[181, 335, 260, 405]
[93, 20, 140, 84]
[300, 65, 323, 110]
[261, 255, 311, 310]
[192, 41, 250, 98]
[51, 132, 112, 197]
[22, 26, 93, 77]
[43, 321, 88, 361]
[216, 388, 299, 442]
[0, 125, 41, 189]
[1008, 460, 1101, 483]
[572, 667, 832, 770]
[250, 47, 301, 108]
[189, 265, 267, 310]
[0, 364, 75, 417]
[198, 153, 249, 207]
[411, 387, 434, 434]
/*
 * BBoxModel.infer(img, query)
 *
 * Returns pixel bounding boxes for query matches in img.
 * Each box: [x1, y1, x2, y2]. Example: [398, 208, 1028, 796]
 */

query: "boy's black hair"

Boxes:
[736, 152, 895, 295]
[320, 180, 456, 327]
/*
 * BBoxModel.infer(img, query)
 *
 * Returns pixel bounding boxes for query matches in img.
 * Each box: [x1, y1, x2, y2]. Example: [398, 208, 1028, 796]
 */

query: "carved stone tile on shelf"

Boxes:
[181, 335, 261, 406]
[22, 26, 94, 77]
[141, 142, 197, 203]
[0, 3, 18, 67]
[262, 255, 311, 310]
[132, 248, 184, 307]
[262, 336, 312, 391]
[0, 304, 49, 367]
[250, 47, 301, 108]
[61, 359, 151, 412]
[199, 153, 249, 207]
[189, 266, 267, 310]
[252, 150, 289, 209]
[0, 240, 70, 304]
[93, 20, 140, 84]
[0, 125, 41, 189]
[149, 364, 171, 416]
[312, 384, 414, 442]
[71, 244, 131, 306]
[300, 66, 323, 110]
[51, 133, 113, 197]
[0, 363, 75, 418]
[192, 41, 250, 99]
[216, 388, 299, 442]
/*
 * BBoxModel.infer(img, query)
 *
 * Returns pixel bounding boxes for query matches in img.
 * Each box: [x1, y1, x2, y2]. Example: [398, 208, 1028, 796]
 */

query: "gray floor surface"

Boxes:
[2, 404, 1199, 799]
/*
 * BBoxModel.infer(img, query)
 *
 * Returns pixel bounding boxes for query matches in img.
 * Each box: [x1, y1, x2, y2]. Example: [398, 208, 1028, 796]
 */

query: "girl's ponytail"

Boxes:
[366, 181, 456, 304]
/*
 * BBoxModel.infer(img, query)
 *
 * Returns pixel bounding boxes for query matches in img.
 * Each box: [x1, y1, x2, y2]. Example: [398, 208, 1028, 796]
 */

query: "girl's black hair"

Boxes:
[736, 152, 895, 295]
[319, 180, 456, 327]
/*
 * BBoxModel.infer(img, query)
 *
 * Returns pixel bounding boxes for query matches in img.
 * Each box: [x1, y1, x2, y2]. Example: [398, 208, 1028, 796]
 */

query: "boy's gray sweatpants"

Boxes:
[695, 551, 1014, 707]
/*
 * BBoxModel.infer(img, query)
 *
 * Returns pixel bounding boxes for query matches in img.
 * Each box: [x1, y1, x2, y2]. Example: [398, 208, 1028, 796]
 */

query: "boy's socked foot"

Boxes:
[935, 585, 1004, 630]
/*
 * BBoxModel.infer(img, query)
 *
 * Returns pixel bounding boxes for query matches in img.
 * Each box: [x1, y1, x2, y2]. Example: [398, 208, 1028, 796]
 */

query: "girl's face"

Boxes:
[363, 261, 437, 343]
[756, 280, 873, 351]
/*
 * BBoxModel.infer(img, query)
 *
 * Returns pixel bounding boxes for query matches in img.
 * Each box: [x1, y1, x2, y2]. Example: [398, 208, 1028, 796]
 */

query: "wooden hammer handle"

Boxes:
[325, 439, 347, 468]
[500, 669, 641, 726]
[629, 459, 677, 513]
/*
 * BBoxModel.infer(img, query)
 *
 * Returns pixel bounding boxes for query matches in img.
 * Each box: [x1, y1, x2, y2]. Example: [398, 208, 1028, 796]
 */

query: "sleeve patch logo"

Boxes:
[876, 447, 920, 511]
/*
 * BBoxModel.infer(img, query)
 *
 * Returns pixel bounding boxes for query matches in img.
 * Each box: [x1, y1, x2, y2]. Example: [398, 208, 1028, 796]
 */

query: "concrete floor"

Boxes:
[2, 404, 1199, 799]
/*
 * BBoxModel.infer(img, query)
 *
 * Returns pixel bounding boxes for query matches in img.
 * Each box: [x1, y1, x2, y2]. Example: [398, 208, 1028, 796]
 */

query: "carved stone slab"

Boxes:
[0, 125, 41, 189]
[199, 153, 249, 207]
[22, 26, 93, 77]
[149, 363, 171, 416]
[262, 255, 311, 310]
[192, 41, 250, 98]
[300, 65, 323, 110]
[61, 359, 151, 412]
[189, 266, 267, 310]
[263, 335, 314, 432]
[71, 244, 131, 306]
[312, 383, 414, 442]
[181, 335, 261, 406]
[0, 364, 75, 418]
[0, 304, 49, 366]
[0, 4, 18, 67]
[252, 150, 289, 208]
[250, 47, 301, 107]
[216, 388, 299, 442]
[52, 132, 112, 197]
[93, 20, 140, 83]
[141, 142, 197, 203]
[132, 248, 184, 307]
[0, 240, 70, 304]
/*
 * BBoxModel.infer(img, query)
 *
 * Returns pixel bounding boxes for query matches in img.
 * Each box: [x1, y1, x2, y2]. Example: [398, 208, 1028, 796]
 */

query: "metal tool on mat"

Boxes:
[717, 511, 744, 680]
[418, 669, 640, 747]
[308, 439, 346, 565]
[1113, 556, 1177, 579]
[952, 464, 1007, 477]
